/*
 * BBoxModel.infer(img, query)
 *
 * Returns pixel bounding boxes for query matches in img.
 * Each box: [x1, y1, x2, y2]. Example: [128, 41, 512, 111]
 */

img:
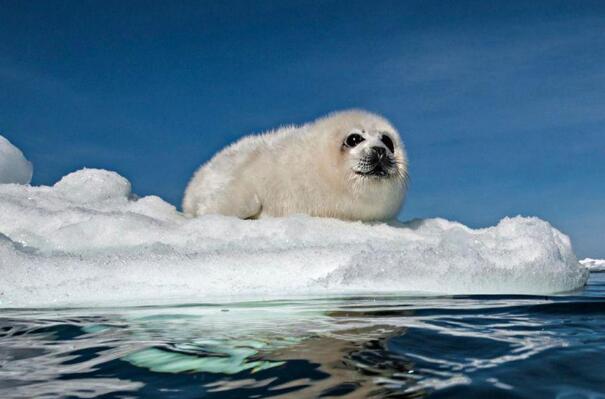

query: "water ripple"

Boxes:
[1, 274, 604, 398]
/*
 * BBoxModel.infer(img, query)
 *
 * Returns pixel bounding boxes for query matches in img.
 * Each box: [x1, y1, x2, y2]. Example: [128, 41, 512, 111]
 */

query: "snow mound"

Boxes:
[580, 258, 605, 272]
[0, 168, 589, 308]
[54, 168, 131, 203]
[0, 135, 33, 184]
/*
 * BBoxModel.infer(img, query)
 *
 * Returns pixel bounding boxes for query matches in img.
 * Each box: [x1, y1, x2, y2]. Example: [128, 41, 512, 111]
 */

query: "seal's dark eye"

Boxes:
[345, 133, 365, 148]
[381, 134, 395, 153]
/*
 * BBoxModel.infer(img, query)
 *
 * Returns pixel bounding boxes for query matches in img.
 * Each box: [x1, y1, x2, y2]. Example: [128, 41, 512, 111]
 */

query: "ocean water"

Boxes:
[1, 272, 603, 399]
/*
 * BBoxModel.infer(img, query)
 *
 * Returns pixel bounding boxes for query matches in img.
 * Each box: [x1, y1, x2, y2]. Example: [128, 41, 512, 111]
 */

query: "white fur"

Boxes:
[182, 110, 408, 221]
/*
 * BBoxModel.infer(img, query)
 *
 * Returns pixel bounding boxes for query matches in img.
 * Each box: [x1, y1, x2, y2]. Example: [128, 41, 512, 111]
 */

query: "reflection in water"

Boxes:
[0, 274, 604, 398]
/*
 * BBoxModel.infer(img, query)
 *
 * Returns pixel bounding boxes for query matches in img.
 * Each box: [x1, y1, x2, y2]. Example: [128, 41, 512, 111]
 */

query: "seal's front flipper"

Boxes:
[244, 204, 263, 220]
[233, 192, 262, 220]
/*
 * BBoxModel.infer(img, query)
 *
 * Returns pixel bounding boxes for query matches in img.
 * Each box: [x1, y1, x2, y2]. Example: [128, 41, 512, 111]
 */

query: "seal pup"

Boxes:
[182, 110, 408, 221]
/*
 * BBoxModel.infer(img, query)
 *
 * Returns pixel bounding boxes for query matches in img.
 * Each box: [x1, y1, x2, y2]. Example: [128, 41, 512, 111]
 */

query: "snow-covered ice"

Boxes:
[0, 167, 589, 308]
[580, 258, 605, 272]
[0, 135, 33, 184]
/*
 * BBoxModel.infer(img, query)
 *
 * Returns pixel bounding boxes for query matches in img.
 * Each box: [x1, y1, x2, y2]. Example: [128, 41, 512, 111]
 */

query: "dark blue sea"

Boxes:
[1, 273, 604, 398]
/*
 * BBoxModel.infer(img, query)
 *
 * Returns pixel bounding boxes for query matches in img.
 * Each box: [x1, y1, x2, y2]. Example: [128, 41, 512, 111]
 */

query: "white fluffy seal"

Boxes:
[183, 110, 408, 221]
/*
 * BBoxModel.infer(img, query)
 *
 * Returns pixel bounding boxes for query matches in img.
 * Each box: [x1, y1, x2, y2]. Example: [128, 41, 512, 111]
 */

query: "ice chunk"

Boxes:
[580, 258, 605, 272]
[0, 168, 589, 308]
[0, 135, 33, 185]
[53, 168, 131, 203]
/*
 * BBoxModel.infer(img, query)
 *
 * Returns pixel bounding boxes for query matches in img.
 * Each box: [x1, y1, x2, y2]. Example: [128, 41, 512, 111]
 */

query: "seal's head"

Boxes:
[314, 110, 408, 187]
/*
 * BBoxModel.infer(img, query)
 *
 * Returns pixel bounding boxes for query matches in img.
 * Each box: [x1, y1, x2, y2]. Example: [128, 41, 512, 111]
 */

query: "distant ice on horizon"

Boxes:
[0, 135, 33, 184]
[580, 258, 605, 272]
[0, 164, 589, 308]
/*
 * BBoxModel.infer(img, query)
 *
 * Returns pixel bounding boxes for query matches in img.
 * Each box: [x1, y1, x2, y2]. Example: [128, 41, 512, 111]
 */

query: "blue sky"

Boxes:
[1, 0, 604, 257]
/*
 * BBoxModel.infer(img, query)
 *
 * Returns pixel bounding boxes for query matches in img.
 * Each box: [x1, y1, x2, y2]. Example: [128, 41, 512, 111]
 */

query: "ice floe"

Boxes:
[0, 167, 589, 308]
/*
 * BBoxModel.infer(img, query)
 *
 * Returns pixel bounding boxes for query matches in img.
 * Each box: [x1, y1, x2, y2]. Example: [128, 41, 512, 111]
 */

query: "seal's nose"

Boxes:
[372, 146, 386, 158]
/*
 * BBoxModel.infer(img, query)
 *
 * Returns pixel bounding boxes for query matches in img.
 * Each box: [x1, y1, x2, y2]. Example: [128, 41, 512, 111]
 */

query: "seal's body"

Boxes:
[183, 110, 408, 221]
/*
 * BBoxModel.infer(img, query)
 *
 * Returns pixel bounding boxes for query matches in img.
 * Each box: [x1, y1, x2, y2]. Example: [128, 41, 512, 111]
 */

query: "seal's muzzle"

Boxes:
[356, 146, 394, 177]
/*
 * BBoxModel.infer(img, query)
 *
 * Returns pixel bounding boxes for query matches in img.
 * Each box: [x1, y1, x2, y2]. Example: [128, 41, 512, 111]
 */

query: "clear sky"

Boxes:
[1, 0, 604, 257]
